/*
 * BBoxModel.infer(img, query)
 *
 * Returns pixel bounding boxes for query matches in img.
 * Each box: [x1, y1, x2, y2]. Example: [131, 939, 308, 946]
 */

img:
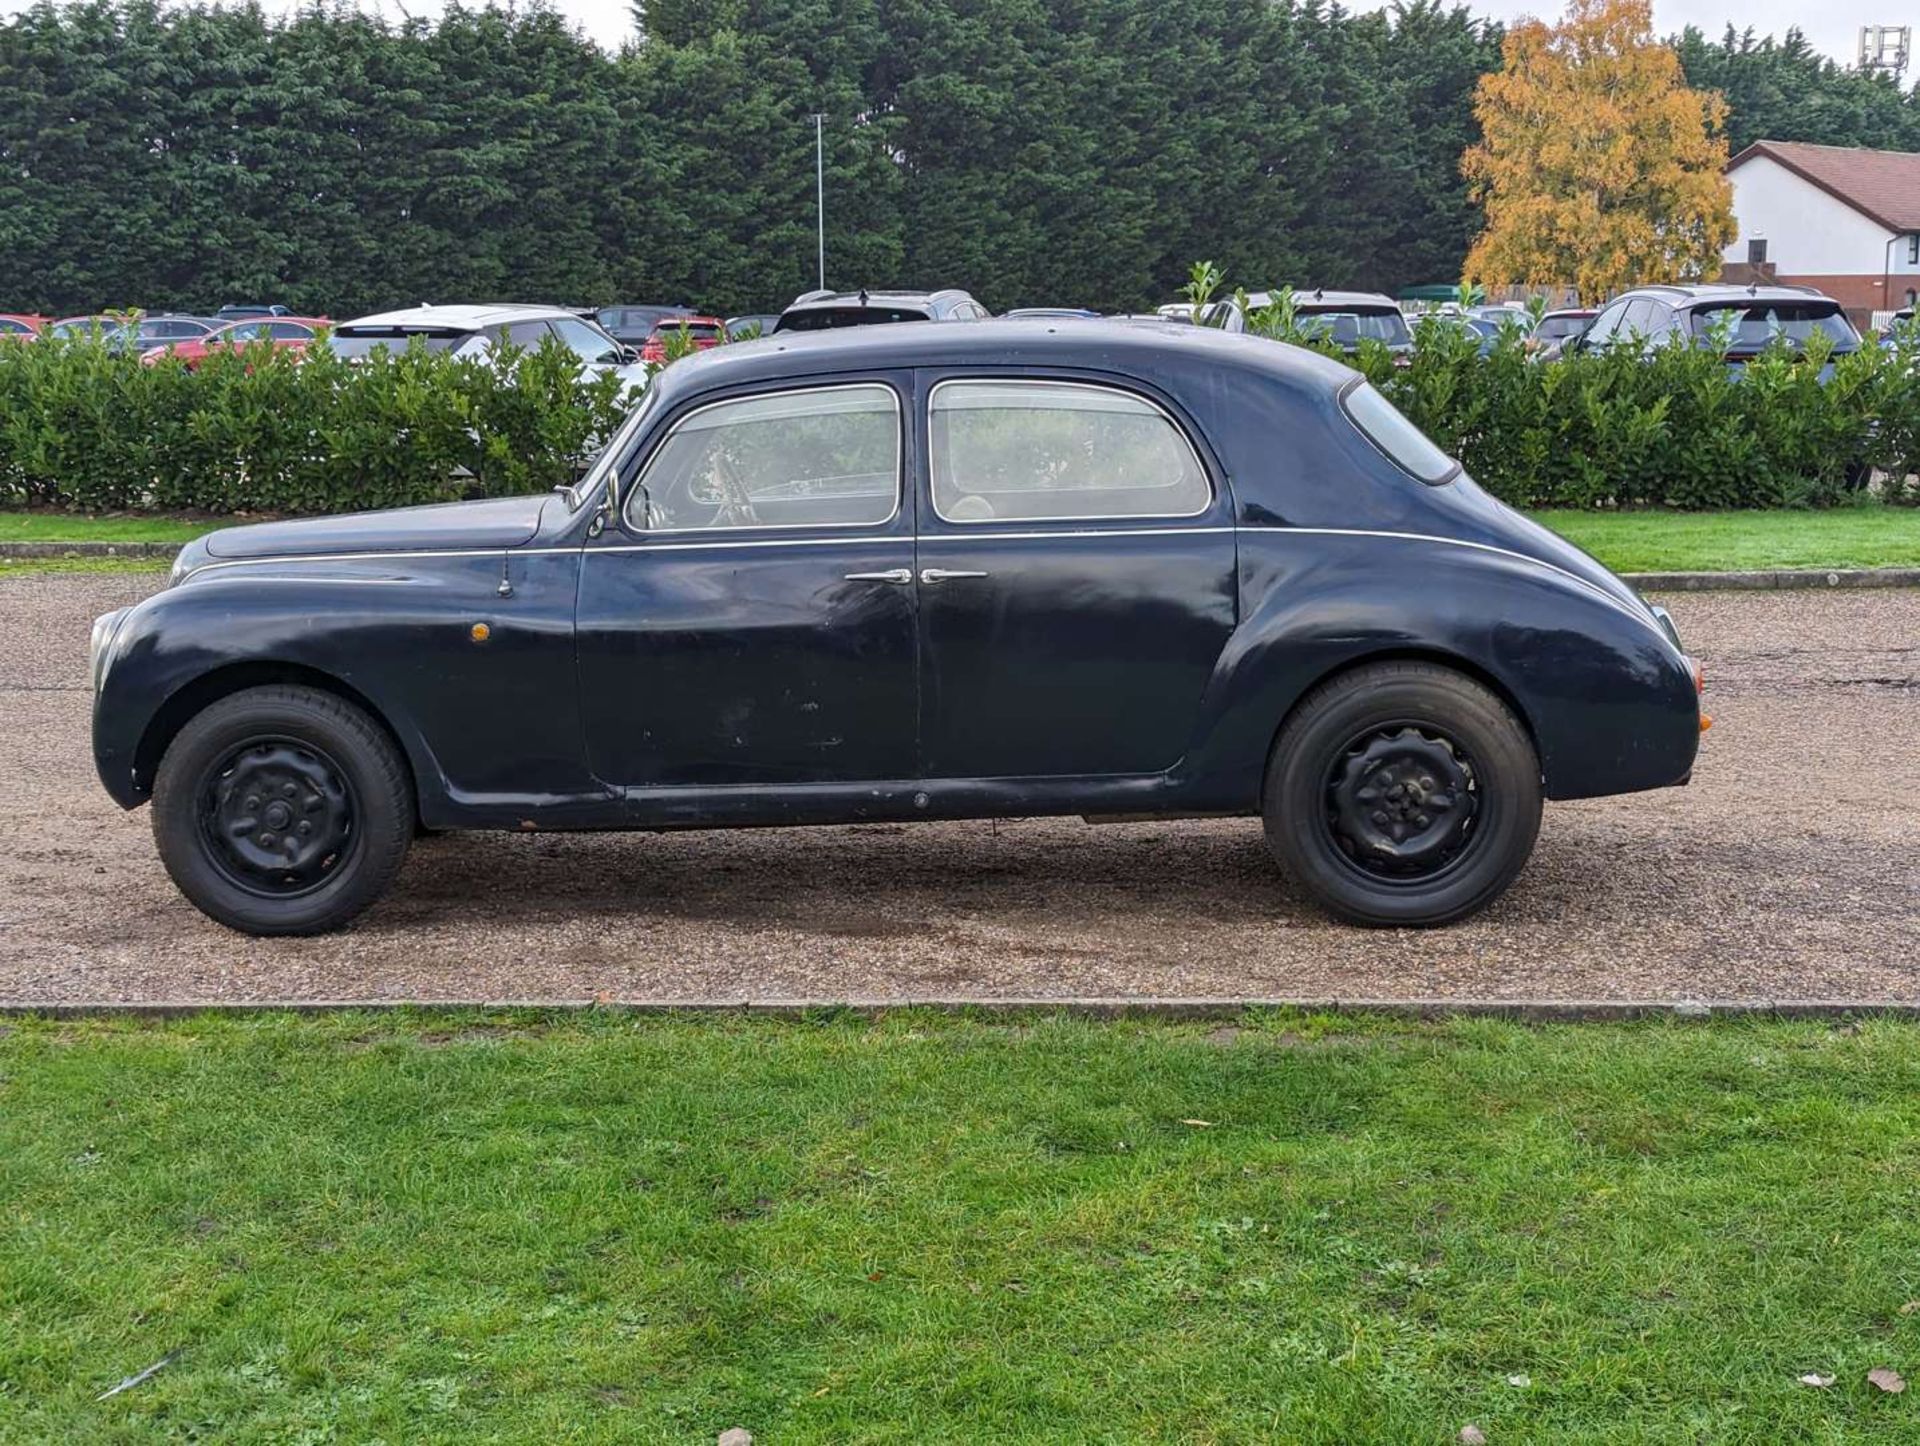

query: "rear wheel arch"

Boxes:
[1263, 647, 1545, 794]
[134, 661, 425, 812]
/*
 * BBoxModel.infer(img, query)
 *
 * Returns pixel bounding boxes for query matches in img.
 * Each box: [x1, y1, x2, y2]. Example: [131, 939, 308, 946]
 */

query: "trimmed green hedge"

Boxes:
[1267, 309, 1920, 509]
[2, 318, 1916, 516]
[0, 336, 634, 514]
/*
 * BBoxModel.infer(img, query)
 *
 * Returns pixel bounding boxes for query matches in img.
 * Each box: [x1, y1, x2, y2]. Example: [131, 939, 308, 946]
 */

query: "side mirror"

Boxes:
[620, 345, 641, 365]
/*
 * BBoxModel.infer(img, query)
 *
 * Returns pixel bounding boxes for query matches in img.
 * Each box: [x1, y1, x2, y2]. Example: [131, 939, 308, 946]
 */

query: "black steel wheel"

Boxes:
[1263, 662, 1541, 926]
[152, 685, 413, 935]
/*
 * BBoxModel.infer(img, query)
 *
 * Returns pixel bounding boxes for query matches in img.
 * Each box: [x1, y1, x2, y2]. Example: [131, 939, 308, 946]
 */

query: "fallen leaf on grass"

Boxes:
[1900, 1302, 1920, 1316]
[1799, 1373, 1835, 1388]
[1459, 1427, 1487, 1444]
[1505, 1373, 1530, 1388]
[1869, 1368, 1906, 1394]
[1180, 1119, 1215, 1128]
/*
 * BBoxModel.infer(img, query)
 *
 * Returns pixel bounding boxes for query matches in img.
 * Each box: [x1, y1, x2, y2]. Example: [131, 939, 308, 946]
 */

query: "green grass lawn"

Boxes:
[4, 505, 1920, 575]
[1532, 505, 1920, 574]
[6, 1011, 1920, 1443]
[0, 511, 216, 545]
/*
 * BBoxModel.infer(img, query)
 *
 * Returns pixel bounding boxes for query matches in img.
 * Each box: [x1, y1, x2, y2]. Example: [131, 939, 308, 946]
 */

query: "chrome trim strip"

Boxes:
[171, 521, 1667, 647]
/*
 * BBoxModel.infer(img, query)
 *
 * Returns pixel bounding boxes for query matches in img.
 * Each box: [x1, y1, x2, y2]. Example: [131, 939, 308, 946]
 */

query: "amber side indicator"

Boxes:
[470, 622, 491, 643]
[1700, 714, 1713, 732]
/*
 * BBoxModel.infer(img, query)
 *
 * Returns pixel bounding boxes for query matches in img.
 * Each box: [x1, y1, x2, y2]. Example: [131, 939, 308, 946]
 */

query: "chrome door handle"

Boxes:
[920, 568, 989, 584]
[844, 568, 912, 584]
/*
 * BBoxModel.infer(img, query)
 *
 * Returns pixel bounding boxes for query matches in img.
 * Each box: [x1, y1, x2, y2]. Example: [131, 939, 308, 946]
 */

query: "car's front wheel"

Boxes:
[151, 685, 414, 936]
[1263, 661, 1542, 926]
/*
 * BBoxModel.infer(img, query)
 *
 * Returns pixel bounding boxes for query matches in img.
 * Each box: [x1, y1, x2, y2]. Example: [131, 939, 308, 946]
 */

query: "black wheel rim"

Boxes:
[196, 737, 357, 898]
[1321, 722, 1481, 885]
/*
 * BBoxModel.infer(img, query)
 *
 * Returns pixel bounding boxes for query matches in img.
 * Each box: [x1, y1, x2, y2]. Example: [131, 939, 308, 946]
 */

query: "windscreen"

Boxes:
[328, 328, 471, 358]
[775, 306, 932, 332]
[1295, 307, 1411, 346]
[1689, 302, 1859, 353]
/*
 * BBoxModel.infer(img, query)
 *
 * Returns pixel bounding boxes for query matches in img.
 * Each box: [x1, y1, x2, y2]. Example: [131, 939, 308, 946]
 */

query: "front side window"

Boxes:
[1341, 381, 1458, 485]
[625, 383, 900, 533]
[929, 380, 1209, 523]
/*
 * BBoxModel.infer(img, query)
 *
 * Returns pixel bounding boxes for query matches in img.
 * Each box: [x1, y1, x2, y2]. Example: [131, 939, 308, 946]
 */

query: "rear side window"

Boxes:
[929, 379, 1210, 523]
[1297, 309, 1411, 346]
[1341, 382, 1457, 485]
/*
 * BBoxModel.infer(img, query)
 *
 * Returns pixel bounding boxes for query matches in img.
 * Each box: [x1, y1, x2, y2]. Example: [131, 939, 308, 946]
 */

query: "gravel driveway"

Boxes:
[2, 572, 1915, 1005]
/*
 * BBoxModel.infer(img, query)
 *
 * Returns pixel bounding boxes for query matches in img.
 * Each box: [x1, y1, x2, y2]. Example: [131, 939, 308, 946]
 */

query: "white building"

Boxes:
[1722, 140, 1920, 326]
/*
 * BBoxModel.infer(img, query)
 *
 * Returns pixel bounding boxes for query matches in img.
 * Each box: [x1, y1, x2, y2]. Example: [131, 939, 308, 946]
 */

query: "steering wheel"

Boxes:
[709, 452, 759, 527]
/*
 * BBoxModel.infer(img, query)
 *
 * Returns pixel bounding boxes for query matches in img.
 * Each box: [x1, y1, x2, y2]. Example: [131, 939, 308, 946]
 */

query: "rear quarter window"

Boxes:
[1340, 382, 1458, 485]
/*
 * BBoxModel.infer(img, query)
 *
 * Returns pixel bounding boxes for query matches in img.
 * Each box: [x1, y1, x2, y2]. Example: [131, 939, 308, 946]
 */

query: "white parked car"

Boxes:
[327, 304, 649, 390]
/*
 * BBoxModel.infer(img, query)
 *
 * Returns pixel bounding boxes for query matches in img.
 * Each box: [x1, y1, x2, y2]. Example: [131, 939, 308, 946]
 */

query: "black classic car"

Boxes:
[91, 321, 1704, 935]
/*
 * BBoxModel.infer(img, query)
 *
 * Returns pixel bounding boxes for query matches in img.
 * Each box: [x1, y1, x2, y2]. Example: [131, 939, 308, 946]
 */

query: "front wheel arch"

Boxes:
[134, 661, 423, 818]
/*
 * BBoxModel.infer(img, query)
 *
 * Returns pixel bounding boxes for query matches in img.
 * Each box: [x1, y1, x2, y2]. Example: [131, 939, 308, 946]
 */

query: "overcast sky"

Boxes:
[0, 0, 1899, 70]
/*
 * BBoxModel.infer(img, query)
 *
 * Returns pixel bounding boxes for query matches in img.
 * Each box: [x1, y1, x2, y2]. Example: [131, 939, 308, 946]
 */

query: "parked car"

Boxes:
[639, 314, 725, 363]
[216, 304, 293, 319]
[1529, 308, 1597, 359]
[1577, 284, 1861, 379]
[146, 316, 329, 369]
[133, 314, 223, 352]
[327, 304, 646, 389]
[724, 314, 780, 340]
[49, 315, 139, 347]
[596, 304, 694, 345]
[0, 313, 45, 340]
[773, 288, 989, 331]
[1247, 290, 1414, 359]
[91, 320, 1704, 935]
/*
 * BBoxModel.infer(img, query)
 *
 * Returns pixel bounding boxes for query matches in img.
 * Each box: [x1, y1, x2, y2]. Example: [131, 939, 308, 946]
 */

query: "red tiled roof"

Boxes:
[1728, 140, 1920, 233]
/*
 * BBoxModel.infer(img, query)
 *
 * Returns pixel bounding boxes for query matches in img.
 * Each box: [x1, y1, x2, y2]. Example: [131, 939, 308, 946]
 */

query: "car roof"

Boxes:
[335, 304, 590, 331]
[1616, 283, 1840, 307]
[783, 288, 973, 310]
[650, 316, 1353, 407]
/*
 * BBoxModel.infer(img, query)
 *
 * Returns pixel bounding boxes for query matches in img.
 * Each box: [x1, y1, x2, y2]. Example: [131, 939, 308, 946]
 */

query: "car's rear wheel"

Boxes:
[151, 685, 413, 936]
[1263, 661, 1541, 926]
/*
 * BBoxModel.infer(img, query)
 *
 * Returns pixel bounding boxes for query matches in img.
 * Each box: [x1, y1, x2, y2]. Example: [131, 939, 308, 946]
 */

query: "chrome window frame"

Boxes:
[617, 381, 904, 536]
[925, 377, 1214, 527]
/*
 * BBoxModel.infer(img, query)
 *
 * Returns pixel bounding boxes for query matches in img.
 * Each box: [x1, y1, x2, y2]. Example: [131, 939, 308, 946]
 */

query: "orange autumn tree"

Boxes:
[1461, 0, 1735, 303]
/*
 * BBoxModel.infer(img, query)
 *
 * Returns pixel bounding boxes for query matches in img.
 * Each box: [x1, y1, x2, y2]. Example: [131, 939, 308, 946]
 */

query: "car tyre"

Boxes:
[1263, 661, 1541, 926]
[151, 685, 413, 936]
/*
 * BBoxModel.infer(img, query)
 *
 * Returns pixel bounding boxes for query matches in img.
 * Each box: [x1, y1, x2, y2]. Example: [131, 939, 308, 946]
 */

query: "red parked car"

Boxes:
[0, 313, 48, 340]
[638, 314, 724, 363]
[145, 316, 329, 368]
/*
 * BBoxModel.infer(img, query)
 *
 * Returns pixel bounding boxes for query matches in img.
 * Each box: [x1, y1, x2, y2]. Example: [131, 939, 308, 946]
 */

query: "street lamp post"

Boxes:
[811, 113, 827, 292]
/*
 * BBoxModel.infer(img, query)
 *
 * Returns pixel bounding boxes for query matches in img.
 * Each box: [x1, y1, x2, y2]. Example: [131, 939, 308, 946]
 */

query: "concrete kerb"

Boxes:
[3, 996, 1919, 1021]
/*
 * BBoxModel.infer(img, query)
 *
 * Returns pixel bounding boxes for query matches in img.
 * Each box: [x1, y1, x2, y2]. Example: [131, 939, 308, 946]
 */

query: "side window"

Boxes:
[501, 320, 553, 349]
[551, 316, 622, 364]
[224, 322, 268, 341]
[626, 383, 899, 533]
[929, 379, 1210, 523]
[268, 322, 312, 340]
[1620, 299, 1656, 339]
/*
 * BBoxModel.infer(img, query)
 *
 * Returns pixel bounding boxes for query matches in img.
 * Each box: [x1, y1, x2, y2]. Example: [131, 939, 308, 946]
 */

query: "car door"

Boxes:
[912, 373, 1237, 780]
[575, 376, 919, 789]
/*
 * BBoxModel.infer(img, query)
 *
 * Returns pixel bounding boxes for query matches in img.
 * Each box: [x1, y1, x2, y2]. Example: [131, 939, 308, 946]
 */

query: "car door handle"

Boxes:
[843, 568, 912, 584]
[920, 568, 989, 584]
